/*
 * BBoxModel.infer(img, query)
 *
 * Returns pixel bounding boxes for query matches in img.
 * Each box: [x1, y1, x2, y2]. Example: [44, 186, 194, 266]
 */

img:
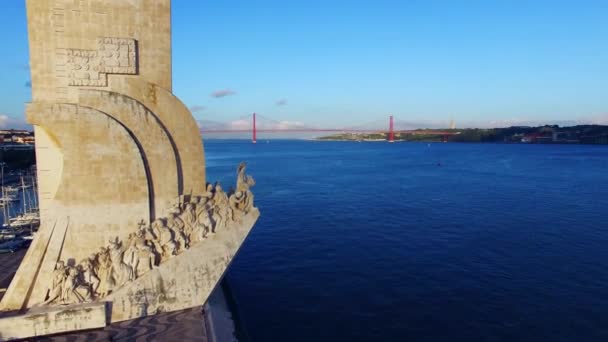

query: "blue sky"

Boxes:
[1, 0, 607, 129]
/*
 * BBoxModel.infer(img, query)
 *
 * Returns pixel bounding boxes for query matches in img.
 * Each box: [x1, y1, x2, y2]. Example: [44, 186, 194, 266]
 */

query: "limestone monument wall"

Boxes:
[0, 1, 259, 339]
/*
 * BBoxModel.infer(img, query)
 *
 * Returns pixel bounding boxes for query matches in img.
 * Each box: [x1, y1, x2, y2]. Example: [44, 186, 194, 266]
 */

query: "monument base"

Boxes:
[107, 209, 260, 322]
[0, 210, 259, 340]
[0, 302, 107, 340]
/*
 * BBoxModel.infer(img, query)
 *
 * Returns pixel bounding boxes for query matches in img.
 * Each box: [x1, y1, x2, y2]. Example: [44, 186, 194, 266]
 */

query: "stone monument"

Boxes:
[0, 1, 259, 340]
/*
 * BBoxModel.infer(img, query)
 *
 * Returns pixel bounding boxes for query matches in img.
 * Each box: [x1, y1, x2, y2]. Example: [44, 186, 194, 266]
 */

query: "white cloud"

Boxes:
[0, 115, 10, 128]
[273, 120, 305, 130]
[580, 113, 608, 125]
[189, 105, 206, 113]
[0, 114, 30, 130]
[197, 118, 309, 131]
[210, 89, 236, 98]
[228, 119, 250, 130]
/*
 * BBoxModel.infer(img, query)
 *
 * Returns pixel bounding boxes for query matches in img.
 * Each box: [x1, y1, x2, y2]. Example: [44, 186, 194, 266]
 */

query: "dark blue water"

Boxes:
[206, 140, 608, 342]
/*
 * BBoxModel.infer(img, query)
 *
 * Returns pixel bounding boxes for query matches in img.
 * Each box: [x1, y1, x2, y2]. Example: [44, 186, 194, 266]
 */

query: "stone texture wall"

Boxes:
[26, 0, 172, 103]
[0, 0, 207, 311]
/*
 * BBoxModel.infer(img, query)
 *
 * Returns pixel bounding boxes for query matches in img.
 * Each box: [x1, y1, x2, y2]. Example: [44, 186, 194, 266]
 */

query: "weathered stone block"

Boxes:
[0, 302, 107, 340]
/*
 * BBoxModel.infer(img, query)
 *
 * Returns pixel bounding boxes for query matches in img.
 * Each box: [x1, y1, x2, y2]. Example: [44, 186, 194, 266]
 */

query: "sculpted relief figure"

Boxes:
[202, 183, 215, 203]
[43, 261, 66, 305]
[123, 233, 139, 272]
[80, 259, 100, 297]
[180, 203, 198, 243]
[132, 237, 156, 278]
[66, 266, 93, 304]
[61, 267, 78, 303]
[96, 247, 114, 297]
[152, 219, 177, 260]
[229, 191, 250, 222]
[236, 162, 256, 192]
[41, 163, 255, 306]
[43, 260, 94, 305]
[231, 163, 256, 220]
[109, 238, 134, 287]
[167, 213, 188, 252]
[195, 197, 213, 240]
[212, 185, 230, 232]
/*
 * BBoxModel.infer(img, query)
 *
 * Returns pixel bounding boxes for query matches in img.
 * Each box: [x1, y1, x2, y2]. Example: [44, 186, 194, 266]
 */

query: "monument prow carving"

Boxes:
[0, 1, 259, 339]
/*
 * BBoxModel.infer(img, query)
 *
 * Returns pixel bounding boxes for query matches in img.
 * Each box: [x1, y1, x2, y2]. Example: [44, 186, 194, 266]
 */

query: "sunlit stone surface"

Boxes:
[0, 1, 258, 339]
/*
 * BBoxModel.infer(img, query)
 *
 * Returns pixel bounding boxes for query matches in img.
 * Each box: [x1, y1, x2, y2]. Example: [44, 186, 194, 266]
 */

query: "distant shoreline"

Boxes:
[311, 139, 606, 145]
[314, 125, 608, 145]
[202, 137, 608, 146]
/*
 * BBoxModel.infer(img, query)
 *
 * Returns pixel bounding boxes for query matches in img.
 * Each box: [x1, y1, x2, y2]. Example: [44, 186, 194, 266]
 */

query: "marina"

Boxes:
[0, 163, 39, 251]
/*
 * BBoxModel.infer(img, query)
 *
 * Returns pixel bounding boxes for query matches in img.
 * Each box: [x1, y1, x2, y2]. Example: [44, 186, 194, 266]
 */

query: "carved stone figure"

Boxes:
[80, 259, 100, 297]
[236, 162, 255, 192]
[195, 197, 210, 221]
[229, 192, 243, 221]
[167, 212, 185, 231]
[43, 261, 66, 305]
[109, 238, 134, 287]
[230, 190, 254, 221]
[176, 226, 189, 251]
[167, 212, 188, 252]
[167, 200, 182, 216]
[88, 253, 99, 272]
[96, 247, 114, 297]
[180, 203, 198, 241]
[61, 267, 78, 303]
[138, 221, 157, 243]
[243, 191, 255, 213]
[132, 239, 155, 278]
[123, 233, 139, 271]
[212, 184, 230, 232]
[63, 267, 92, 304]
[151, 219, 177, 259]
[202, 183, 215, 202]
[195, 198, 213, 241]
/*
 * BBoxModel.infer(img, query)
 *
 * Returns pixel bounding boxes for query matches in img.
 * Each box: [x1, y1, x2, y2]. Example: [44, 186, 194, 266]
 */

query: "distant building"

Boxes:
[0, 129, 30, 135]
[0, 130, 35, 145]
[12, 135, 35, 144]
[580, 134, 608, 144]
[535, 136, 553, 143]
[521, 132, 541, 143]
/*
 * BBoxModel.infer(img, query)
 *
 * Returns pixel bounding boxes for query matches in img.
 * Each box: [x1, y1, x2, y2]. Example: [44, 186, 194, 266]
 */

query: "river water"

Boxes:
[205, 140, 608, 342]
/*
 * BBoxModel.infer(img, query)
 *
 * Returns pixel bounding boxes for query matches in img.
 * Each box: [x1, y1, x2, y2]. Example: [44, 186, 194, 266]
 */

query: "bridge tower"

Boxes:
[389, 115, 395, 143]
[252, 112, 257, 144]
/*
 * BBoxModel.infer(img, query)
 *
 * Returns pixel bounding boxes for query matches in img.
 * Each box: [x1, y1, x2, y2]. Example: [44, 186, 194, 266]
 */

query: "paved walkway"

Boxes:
[40, 306, 209, 341]
[0, 249, 27, 302]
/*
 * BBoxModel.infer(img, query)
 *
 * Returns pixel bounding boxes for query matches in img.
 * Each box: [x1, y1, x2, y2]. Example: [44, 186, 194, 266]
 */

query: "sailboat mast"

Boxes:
[33, 174, 38, 210]
[1, 163, 7, 226]
[29, 174, 37, 211]
[24, 176, 32, 214]
[21, 175, 27, 215]
[1, 186, 5, 226]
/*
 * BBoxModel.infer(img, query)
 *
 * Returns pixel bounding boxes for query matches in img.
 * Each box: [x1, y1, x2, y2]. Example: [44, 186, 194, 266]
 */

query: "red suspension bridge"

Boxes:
[198, 113, 460, 143]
